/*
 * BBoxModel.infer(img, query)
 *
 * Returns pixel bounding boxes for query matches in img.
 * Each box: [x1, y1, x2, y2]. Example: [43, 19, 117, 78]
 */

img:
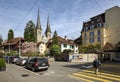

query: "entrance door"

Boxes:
[104, 54, 110, 61]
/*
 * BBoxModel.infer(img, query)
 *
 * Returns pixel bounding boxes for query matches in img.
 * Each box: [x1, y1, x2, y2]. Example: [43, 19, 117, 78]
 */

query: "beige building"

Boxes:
[81, 6, 120, 48]
[81, 6, 120, 61]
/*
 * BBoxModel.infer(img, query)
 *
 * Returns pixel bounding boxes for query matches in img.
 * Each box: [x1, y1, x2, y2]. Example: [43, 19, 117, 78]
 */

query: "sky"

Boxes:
[0, 0, 120, 40]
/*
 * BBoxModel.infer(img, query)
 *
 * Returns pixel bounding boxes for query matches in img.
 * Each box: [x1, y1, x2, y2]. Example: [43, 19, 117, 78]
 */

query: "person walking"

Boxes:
[93, 58, 101, 75]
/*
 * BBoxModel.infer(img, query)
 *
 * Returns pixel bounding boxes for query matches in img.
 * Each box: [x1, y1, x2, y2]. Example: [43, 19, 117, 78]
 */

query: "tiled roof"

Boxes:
[3, 37, 24, 46]
[74, 36, 82, 44]
[103, 42, 116, 51]
[82, 13, 105, 32]
[57, 36, 77, 45]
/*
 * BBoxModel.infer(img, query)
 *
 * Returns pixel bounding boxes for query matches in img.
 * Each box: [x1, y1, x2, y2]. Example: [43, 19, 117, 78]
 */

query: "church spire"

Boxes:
[45, 14, 51, 34]
[36, 7, 42, 30]
[45, 14, 52, 39]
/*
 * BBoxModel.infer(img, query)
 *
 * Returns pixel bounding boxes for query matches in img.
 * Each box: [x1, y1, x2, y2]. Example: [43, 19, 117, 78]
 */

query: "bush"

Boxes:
[50, 44, 61, 56]
[0, 58, 6, 71]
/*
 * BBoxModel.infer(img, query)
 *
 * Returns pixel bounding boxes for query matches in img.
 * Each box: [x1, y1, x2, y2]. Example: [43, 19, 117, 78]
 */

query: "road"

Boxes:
[0, 62, 82, 82]
[0, 61, 120, 82]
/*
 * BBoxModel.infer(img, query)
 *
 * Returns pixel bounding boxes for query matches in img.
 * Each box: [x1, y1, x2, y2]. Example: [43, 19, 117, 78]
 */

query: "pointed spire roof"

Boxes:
[36, 8, 42, 30]
[45, 14, 51, 34]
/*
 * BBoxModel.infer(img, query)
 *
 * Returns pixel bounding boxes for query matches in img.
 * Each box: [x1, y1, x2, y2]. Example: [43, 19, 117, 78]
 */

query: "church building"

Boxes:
[35, 9, 52, 55]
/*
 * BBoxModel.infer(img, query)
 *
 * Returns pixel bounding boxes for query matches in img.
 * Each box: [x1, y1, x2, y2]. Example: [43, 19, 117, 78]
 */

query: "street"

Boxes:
[0, 61, 120, 82]
[0, 62, 82, 82]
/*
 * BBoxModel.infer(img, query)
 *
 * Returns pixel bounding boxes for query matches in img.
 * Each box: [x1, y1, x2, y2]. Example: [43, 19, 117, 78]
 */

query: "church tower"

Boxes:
[36, 8, 42, 43]
[45, 14, 52, 40]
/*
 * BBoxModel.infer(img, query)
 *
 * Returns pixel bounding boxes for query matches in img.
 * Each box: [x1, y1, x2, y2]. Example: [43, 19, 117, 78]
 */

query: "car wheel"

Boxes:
[25, 66, 28, 69]
[32, 67, 36, 72]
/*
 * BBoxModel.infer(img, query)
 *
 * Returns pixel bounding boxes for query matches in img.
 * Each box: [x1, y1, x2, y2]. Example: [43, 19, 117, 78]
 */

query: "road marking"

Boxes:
[39, 70, 55, 75]
[69, 75, 94, 82]
[72, 73, 112, 82]
[70, 70, 120, 82]
[80, 72, 120, 81]
[83, 70, 120, 78]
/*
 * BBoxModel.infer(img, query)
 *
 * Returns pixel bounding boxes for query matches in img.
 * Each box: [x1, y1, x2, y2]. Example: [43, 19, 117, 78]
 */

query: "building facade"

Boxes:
[57, 36, 78, 54]
[81, 6, 120, 48]
[81, 6, 120, 61]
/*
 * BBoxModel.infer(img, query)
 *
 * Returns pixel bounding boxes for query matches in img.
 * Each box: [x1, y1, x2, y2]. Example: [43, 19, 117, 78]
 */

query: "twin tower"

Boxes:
[36, 9, 52, 43]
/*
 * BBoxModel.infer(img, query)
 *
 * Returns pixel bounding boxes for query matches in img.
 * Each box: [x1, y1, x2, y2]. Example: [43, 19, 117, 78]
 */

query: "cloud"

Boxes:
[1, 0, 120, 40]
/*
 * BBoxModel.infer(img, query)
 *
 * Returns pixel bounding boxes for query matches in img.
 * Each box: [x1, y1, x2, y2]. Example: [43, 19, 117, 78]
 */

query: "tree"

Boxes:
[52, 30, 58, 45]
[79, 45, 88, 53]
[8, 29, 14, 41]
[50, 44, 61, 56]
[79, 44, 102, 53]
[0, 35, 3, 50]
[24, 20, 36, 42]
[49, 30, 61, 56]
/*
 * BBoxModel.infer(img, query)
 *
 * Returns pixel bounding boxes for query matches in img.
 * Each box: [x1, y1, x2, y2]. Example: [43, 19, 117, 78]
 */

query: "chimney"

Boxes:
[64, 36, 67, 40]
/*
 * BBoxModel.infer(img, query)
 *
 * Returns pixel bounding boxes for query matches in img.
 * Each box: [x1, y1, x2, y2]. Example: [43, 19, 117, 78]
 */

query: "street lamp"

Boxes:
[19, 38, 21, 57]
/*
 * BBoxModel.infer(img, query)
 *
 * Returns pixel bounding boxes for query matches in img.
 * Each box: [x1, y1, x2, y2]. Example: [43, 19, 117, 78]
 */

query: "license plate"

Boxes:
[42, 63, 45, 65]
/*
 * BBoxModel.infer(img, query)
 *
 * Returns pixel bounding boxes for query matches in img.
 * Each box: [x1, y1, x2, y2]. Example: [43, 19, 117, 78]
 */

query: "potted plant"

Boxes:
[0, 58, 6, 71]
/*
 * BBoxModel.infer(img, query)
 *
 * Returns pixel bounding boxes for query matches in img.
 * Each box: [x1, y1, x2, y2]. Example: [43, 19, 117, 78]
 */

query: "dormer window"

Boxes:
[97, 22, 102, 28]
[90, 25, 94, 30]
[84, 27, 88, 31]
[97, 19, 100, 22]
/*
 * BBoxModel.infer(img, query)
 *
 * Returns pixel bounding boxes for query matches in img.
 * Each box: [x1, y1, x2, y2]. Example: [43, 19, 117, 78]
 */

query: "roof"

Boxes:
[3, 37, 24, 46]
[36, 8, 42, 30]
[57, 36, 77, 45]
[81, 13, 105, 32]
[103, 42, 116, 51]
[45, 14, 51, 34]
[74, 36, 82, 44]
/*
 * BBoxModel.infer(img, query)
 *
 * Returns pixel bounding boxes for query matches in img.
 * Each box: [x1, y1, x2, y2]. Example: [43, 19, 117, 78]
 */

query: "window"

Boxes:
[84, 27, 88, 31]
[72, 45, 74, 48]
[98, 30, 101, 35]
[90, 25, 94, 29]
[89, 38, 94, 43]
[84, 38, 87, 44]
[97, 23, 102, 28]
[84, 33, 86, 37]
[97, 37, 101, 42]
[63, 44, 67, 48]
[89, 31, 94, 37]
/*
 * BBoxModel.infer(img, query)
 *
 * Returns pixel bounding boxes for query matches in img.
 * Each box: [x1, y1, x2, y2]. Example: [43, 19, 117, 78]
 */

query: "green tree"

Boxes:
[24, 20, 36, 42]
[50, 44, 61, 56]
[8, 29, 14, 41]
[79, 45, 88, 53]
[79, 44, 102, 53]
[0, 35, 2, 50]
[52, 30, 58, 45]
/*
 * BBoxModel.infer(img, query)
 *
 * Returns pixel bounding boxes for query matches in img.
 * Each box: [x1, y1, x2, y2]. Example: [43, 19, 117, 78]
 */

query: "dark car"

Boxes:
[25, 57, 49, 72]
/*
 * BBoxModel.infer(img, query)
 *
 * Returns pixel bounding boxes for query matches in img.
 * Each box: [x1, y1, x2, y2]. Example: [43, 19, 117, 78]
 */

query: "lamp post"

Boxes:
[19, 38, 21, 57]
[9, 43, 10, 53]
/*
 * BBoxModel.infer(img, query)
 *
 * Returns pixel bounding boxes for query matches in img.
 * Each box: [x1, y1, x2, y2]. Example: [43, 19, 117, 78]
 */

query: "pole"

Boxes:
[19, 38, 21, 57]
[9, 43, 10, 53]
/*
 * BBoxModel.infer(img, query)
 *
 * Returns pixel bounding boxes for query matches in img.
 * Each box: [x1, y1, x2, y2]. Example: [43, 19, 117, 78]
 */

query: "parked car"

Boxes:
[16, 58, 28, 66]
[112, 58, 120, 62]
[9, 56, 19, 64]
[25, 57, 49, 72]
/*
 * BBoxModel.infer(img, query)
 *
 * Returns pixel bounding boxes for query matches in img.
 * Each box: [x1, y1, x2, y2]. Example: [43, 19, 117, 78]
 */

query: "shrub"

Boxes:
[0, 58, 6, 68]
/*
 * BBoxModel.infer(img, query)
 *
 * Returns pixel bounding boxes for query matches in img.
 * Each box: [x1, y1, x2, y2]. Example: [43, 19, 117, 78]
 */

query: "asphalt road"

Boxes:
[0, 62, 83, 82]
